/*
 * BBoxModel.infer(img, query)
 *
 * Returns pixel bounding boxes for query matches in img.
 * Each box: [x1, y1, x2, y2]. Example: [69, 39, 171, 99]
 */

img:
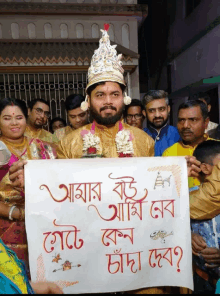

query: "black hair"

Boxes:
[193, 140, 220, 165]
[188, 92, 211, 105]
[0, 97, 28, 119]
[49, 117, 67, 133]
[142, 90, 169, 107]
[28, 98, 50, 110]
[86, 82, 126, 97]
[178, 100, 209, 120]
[124, 99, 145, 117]
[65, 94, 85, 111]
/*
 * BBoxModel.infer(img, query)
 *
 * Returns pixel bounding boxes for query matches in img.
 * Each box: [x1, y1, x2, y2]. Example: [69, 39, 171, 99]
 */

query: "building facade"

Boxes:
[0, 1, 147, 122]
[146, 0, 220, 126]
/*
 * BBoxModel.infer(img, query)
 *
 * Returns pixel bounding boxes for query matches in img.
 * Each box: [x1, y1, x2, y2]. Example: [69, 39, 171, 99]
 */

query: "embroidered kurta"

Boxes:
[0, 136, 56, 271]
[56, 121, 154, 158]
[54, 126, 74, 141]
[25, 124, 59, 143]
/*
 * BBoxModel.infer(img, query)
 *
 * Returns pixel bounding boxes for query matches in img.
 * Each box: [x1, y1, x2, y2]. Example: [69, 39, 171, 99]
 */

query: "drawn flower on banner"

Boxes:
[115, 129, 134, 157]
[37, 253, 79, 289]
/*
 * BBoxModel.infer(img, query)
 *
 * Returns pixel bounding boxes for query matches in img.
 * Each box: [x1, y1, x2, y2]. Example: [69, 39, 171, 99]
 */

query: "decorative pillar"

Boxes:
[127, 71, 132, 98]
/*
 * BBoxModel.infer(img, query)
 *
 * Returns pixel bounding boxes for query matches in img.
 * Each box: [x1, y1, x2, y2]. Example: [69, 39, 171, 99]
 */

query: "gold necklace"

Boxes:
[0, 136, 32, 160]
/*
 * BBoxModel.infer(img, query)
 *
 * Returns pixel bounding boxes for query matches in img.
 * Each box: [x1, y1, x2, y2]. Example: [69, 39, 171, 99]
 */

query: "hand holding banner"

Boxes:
[25, 157, 193, 293]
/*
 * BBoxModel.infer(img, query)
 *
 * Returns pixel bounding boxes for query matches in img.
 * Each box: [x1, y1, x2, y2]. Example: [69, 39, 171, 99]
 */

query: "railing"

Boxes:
[0, 71, 130, 122]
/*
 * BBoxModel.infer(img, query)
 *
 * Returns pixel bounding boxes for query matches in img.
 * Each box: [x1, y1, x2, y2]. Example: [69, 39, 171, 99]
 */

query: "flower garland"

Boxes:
[81, 122, 102, 158]
[81, 121, 134, 158]
[115, 122, 134, 157]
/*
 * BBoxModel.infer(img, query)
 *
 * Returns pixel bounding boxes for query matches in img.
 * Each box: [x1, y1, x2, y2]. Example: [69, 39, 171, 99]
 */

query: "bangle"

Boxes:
[9, 205, 17, 221]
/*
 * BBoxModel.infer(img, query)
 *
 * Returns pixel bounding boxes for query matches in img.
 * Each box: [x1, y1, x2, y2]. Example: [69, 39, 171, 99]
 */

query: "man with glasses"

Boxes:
[124, 99, 145, 130]
[25, 99, 58, 143]
[142, 90, 180, 156]
[55, 94, 89, 141]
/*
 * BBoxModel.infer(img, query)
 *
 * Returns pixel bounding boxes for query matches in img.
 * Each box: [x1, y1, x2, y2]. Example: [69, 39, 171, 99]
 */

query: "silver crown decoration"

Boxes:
[86, 26, 126, 90]
[81, 24, 132, 111]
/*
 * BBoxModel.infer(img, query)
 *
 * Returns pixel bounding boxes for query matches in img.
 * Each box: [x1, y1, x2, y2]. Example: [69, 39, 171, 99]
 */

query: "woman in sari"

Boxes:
[0, 237, 63, 294]
[0, 97, 56, 273]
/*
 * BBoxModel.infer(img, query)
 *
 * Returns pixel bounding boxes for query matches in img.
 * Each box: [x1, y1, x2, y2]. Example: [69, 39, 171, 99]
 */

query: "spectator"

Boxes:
[189, 92, 218, 135]
[142, 90, 180, 156]
[50, 117, 66, 134]
[26, 99, 58, 143]
[163, 100, 210, 189]
[55, 94, 89, 141]
[0, 237, 63, 294]
[0, 97, 56, 272]
[124, 99, 145, 130]
[190, 140, 220, 293]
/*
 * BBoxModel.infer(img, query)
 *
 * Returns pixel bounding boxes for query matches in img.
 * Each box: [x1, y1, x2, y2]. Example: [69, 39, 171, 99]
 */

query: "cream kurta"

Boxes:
[54, 126, 74, 141]
[57, 121, 154, 159]
[25, 125, 59, 143]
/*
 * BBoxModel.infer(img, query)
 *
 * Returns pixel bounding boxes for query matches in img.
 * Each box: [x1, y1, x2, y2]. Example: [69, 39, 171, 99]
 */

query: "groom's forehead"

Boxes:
[91, 82, 122, 95]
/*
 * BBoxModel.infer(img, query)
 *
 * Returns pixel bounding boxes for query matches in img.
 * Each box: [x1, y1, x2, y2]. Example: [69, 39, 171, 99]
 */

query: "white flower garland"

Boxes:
[82, 132, 101, 153]
[81, 124, 134, 157]
[115, 130, 134, 155]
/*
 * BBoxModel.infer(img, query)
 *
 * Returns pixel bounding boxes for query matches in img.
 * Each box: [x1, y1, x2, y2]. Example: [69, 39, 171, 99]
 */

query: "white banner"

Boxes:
[25, 157, 193, 293]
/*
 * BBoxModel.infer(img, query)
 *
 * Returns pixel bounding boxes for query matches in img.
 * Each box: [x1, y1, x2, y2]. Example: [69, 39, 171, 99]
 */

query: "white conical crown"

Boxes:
[86, 28, 126, 91]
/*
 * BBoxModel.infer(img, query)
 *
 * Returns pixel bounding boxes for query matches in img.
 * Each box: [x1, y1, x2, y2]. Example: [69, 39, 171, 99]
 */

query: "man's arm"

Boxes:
[190, 163, 220, 220]
[56, 129, 83, 159]
[56, 139, 70, 159]
[147, 136, 154, 157]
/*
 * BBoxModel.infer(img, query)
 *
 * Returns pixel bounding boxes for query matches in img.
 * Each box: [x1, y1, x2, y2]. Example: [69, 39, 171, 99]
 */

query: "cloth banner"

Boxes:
[25, 157, 193, 293]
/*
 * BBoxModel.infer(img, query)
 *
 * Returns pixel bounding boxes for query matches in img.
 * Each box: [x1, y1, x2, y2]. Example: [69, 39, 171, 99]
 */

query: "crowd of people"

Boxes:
[0, 25, 220, 294]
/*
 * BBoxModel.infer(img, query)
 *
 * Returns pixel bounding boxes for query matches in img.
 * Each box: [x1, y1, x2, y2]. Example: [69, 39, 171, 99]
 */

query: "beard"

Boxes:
[33, 118, 46, 129]
[148, 116, 169, 129]
[90, 104, 124, 126]
[34, 121, 44, 128]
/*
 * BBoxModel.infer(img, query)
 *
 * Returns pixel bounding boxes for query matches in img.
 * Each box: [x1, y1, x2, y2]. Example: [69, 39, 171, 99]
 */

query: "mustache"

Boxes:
[153, 117, 164, 120]
[100, 106, 117, 112]
[181, 129, 193, 133]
